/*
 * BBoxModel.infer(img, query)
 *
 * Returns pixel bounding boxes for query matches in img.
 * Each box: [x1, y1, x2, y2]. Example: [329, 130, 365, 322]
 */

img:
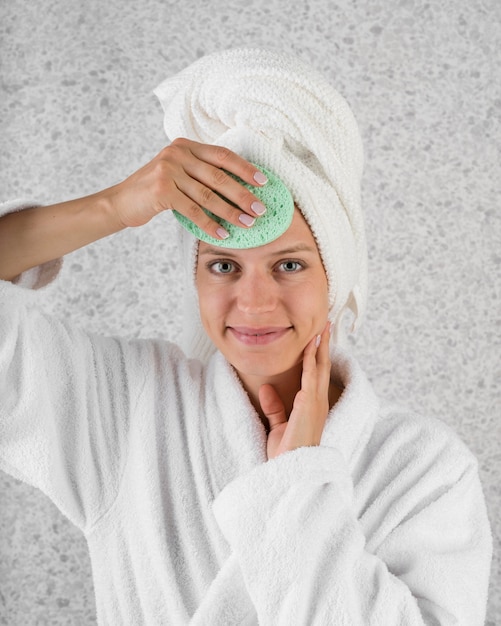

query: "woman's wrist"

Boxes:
[86, 187, 129, 234]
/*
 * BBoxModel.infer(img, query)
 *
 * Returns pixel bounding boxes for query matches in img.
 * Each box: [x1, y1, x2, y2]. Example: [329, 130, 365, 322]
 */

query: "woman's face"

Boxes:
[195, 208, 330, 379]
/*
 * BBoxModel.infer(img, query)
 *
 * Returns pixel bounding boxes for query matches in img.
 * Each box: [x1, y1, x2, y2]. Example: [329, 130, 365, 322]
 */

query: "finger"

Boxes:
[189, 140, 269, 189]
[316, 321, 331, 368]
[316, 322, 332, 394]
[299, 334, 320, 394]
[183, 159, 267, 221]
[259, 384, 287, 430]
[301, 323, 331, 390]
[175, 174, 262, 232]
[183, 143, 268, 218]
[164, 186, 231, 240]
[165, 139, 268, 226]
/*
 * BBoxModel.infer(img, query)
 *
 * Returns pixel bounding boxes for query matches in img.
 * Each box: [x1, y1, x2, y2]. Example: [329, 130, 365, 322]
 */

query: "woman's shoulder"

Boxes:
[369, 400, 478, 473]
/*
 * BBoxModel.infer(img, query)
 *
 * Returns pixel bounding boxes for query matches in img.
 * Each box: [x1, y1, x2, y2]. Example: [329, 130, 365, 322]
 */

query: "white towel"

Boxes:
[154, 47, 368, 362]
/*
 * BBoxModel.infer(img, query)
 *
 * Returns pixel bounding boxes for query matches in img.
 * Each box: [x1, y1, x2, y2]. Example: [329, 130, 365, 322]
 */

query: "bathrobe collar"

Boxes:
[191, 347, 380, 625]
[204, 346, 380, 494]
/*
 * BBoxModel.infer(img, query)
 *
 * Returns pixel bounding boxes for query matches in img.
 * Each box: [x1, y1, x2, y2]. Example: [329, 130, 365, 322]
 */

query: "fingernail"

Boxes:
[216, 227, 229, 239]
[315, 334, 321, 348]
[239, 213, 256, 227]
[253, 171, 268, 185]
[251, 201, 266, 216]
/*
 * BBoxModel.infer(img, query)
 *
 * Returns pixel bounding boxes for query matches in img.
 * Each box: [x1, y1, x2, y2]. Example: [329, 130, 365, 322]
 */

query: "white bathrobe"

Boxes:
[0, 206, 492, 626]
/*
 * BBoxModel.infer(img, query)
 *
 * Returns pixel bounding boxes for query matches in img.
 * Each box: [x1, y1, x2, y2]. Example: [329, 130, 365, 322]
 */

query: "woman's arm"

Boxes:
[0, 193, 123, 281]
[0, 277, 188, 531]
[0, 138, 267, 281]
[211, 428, 492, 625]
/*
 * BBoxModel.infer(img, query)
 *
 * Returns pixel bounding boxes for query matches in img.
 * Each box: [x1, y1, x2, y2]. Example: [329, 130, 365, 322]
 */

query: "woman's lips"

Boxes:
[228, 326, 291, 346]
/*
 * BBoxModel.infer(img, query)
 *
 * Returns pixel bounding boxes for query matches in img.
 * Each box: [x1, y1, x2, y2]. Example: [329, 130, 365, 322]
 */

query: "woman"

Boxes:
[0, 48, 492, 625]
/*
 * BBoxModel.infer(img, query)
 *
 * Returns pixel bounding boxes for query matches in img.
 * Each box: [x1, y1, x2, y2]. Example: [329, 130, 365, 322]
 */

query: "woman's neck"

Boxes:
[236, 363, 343, 434]
[242, 367, 302, 423]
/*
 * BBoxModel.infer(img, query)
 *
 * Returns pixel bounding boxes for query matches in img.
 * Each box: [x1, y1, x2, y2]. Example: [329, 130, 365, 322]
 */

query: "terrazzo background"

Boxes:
[0, 0, 499, 623]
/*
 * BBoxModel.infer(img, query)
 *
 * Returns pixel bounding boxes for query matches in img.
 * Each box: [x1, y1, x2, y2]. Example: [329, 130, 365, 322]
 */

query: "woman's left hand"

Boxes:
[261, 322, 331, 461]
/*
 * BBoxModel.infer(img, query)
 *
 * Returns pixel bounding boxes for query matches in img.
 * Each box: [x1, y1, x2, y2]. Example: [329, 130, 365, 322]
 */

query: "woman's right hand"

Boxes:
[104, 138, 268, 239]
[0, 138, 267, 281]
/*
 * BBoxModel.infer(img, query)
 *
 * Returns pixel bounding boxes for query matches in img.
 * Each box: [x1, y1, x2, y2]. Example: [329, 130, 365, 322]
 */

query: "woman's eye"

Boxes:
[278, 260, 303, 272]
[210, 261, 234, 274]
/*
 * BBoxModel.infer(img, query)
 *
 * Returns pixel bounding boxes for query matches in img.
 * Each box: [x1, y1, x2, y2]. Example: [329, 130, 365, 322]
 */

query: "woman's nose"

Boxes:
[236, 273, 278, 314]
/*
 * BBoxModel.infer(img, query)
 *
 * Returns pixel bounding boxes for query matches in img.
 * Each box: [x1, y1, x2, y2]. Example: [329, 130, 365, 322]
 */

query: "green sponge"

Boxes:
[173, 164, 294, 248]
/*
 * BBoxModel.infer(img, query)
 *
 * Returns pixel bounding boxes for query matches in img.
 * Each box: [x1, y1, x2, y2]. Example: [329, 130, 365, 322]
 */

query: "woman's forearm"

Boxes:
[0, 190, 125, 281]
[0, 140, 269, 282]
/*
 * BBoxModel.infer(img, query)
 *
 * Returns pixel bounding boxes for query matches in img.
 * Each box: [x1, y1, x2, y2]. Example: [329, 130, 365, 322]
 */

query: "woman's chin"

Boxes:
[226, 349, 302, 380]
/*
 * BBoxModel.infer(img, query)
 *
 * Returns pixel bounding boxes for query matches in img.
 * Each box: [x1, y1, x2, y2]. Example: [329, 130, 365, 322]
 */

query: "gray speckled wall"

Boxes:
[0, 0, 499, 623]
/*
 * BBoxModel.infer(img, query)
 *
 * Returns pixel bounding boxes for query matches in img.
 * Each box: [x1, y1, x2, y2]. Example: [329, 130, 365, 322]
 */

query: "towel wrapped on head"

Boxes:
[154, 47, 368, 362]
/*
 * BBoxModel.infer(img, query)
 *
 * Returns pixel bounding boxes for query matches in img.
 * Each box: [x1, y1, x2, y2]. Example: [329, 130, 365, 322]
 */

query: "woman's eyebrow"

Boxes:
[199, 243, 317, 257]
[198, 247, 238, 257]
[271, 244, 317, 255]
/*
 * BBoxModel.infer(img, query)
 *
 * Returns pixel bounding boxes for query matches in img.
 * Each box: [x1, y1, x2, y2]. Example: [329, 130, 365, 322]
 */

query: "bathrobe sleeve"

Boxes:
[211, 429, 492, 625]
[0, 276, 150, 531]
[0, 198, 138, 530]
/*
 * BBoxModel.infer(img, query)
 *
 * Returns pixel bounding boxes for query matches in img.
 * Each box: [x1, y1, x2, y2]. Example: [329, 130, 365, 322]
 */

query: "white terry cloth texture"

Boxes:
[154, 48, 368, 364]
[0, 273, 492, 625]
[0, 197, 492, 624]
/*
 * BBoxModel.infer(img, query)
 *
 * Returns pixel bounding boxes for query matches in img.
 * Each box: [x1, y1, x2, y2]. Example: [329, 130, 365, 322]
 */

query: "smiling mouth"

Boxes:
[228, 326, 292, 346]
